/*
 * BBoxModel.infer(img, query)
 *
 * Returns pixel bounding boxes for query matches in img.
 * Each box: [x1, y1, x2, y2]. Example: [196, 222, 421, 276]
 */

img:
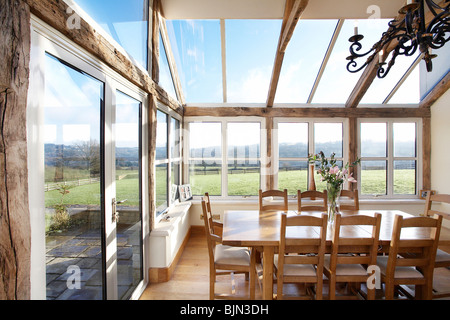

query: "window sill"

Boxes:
[151, 201, 192, 237]
[189, 197, 425, 206]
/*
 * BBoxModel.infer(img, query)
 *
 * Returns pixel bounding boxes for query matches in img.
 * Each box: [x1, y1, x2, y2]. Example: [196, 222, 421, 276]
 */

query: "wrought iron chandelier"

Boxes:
[346, 0, 449, 78]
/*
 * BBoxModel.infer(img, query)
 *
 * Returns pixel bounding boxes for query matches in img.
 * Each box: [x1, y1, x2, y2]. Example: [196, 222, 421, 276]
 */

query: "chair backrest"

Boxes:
[328, 213, 382, 271]
[201, 197, 221, 262]
[259, 189, 288, 211]
[386, 214, 443, 280]
[339, 189, 359, 210]
[278, 213, 328, 274]
[297, 190, 328, 212]
[424, 193, 450, 221]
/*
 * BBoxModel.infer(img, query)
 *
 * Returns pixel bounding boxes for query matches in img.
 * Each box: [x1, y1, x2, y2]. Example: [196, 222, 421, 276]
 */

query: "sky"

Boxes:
[165, 18, 423, 105]
[67, 0, 433, 106]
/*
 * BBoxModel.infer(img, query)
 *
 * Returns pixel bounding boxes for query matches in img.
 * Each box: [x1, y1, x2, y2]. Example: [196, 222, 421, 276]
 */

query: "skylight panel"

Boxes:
[166, 20, 223, 103]
[274, 19, 339, 104]
[312, 19, 391, 104]
[159, 33, 178, 99]
[360, 51, 421, 104]
[226, 19, 282, 103]
[388, 64, 420, 104]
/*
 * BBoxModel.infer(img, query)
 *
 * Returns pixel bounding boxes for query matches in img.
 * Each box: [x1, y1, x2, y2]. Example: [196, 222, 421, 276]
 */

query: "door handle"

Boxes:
[112, 198, 127, 223]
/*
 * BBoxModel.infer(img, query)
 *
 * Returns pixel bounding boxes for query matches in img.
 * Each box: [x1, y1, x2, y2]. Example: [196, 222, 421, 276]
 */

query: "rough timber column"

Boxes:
[0, 0, 31, 300]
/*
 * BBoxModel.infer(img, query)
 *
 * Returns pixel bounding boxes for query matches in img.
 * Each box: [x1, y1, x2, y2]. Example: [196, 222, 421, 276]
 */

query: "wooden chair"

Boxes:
[339, 189, 359, 210]
[297, 190, 327, 212]
[204, 192, 223, 238]
[323, 212, 382, 300]
[259, 189, 288, 212]
[423, 193, 450, 298]
[376, 214, 442, 300]
[202, 197, 256, 300]
[275, 213, 328, 300]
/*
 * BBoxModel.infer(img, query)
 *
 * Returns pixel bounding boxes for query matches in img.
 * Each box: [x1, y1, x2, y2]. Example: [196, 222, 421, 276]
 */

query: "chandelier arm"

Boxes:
[377, 51, 398, 79]
[346, 59, 371, 73]
[427, 13, 450, 48]
[426, 0, 440, 16]
[349, 41, 376, 59]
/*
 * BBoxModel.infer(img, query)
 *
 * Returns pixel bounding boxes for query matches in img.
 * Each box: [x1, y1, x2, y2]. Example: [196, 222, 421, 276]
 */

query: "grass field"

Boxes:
[45, 171, 140, 207]
[190, 169, 416, 196]
[45, 168, 416, 208]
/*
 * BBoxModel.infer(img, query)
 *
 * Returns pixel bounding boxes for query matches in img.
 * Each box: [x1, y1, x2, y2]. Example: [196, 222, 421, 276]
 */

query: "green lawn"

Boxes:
[190, 169, 416, 196]
[45, 168, 417, 207]
[45, 172, 140, 207]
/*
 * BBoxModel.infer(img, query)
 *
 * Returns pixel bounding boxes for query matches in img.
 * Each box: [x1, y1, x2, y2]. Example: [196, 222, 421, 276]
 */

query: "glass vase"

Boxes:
[327, 183, 341, 224]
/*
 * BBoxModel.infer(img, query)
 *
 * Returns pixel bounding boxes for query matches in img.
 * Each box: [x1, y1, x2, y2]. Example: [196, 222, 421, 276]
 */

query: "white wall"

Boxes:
[431, 88, 450, 228]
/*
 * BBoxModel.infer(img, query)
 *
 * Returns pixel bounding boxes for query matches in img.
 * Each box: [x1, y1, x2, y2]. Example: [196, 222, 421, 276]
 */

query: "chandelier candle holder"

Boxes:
[346, 0, 449, 78]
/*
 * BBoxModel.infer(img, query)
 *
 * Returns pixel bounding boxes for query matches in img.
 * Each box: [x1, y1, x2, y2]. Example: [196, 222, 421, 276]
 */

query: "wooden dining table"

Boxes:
[221, 209, 450, 300]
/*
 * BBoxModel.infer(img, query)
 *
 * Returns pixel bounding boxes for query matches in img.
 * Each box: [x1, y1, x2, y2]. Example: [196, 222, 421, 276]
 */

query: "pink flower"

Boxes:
[329, 166, 339, 175]
[347, 173, 356, 183]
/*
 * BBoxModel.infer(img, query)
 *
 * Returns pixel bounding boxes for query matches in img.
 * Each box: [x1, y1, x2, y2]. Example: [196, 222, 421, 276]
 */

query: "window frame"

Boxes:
[273, 118, 349, 197]
[155, 101, 182, 222]
[184, 116, 267, 199]
[357, 118, 422, 199]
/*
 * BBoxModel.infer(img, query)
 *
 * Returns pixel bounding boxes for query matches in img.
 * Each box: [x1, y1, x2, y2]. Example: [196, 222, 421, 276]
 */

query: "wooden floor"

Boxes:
[140, 227, 450, 300]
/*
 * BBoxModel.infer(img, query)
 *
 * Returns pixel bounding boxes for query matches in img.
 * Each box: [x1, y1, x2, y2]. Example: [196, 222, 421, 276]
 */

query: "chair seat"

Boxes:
[436, 249, 450, 264]
[214, 245, 251, 266]
[377, 256, 424, 279]
[274, 254, 317, 277]
[324, 255, 368, 276]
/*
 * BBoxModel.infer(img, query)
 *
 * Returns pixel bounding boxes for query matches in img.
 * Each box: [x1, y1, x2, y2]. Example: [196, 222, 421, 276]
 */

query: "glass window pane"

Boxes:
[159, 33, 177, 99]
[394, 123, 416, 157]
[278, 123, 308, 158]
[74, 0, 148, 68]
[189, 160, 222, 196]
[228, 161, 260, 196]
[278, 160, 308, 195]
[226, 20, 282, 103]
[313, 19, 391, 104]
[314, 123, 343, 157]
[155, 163, 168, 215]
[114, 90, 142, 300]
[166, 20, 222, 103]
[394, 160, 416, 195]
[360, 123, 387, 157]
[189, 122, 221, 158]
[171, 117, 180, 158]
[275, 20, 339, 103]
[361, 160, 387, 195]
[156, 110, 167, 160]
[227, 123, 261, 158]
[44, 53, 104, 300]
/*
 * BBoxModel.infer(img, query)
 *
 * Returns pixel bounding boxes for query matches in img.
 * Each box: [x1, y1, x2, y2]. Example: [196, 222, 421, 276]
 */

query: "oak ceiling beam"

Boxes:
[346, 0, 447, 108]
[419, 71, 450, 109]
[184, 106, 430, 118]
[266, 0, 309, 107]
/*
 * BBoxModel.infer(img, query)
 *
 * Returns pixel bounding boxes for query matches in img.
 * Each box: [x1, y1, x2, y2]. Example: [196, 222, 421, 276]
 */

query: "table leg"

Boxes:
[262, 246, 274, 300]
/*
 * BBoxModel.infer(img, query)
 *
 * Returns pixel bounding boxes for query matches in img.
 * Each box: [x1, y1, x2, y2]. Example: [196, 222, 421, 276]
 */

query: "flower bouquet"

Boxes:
[308, 151, 360, 222]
